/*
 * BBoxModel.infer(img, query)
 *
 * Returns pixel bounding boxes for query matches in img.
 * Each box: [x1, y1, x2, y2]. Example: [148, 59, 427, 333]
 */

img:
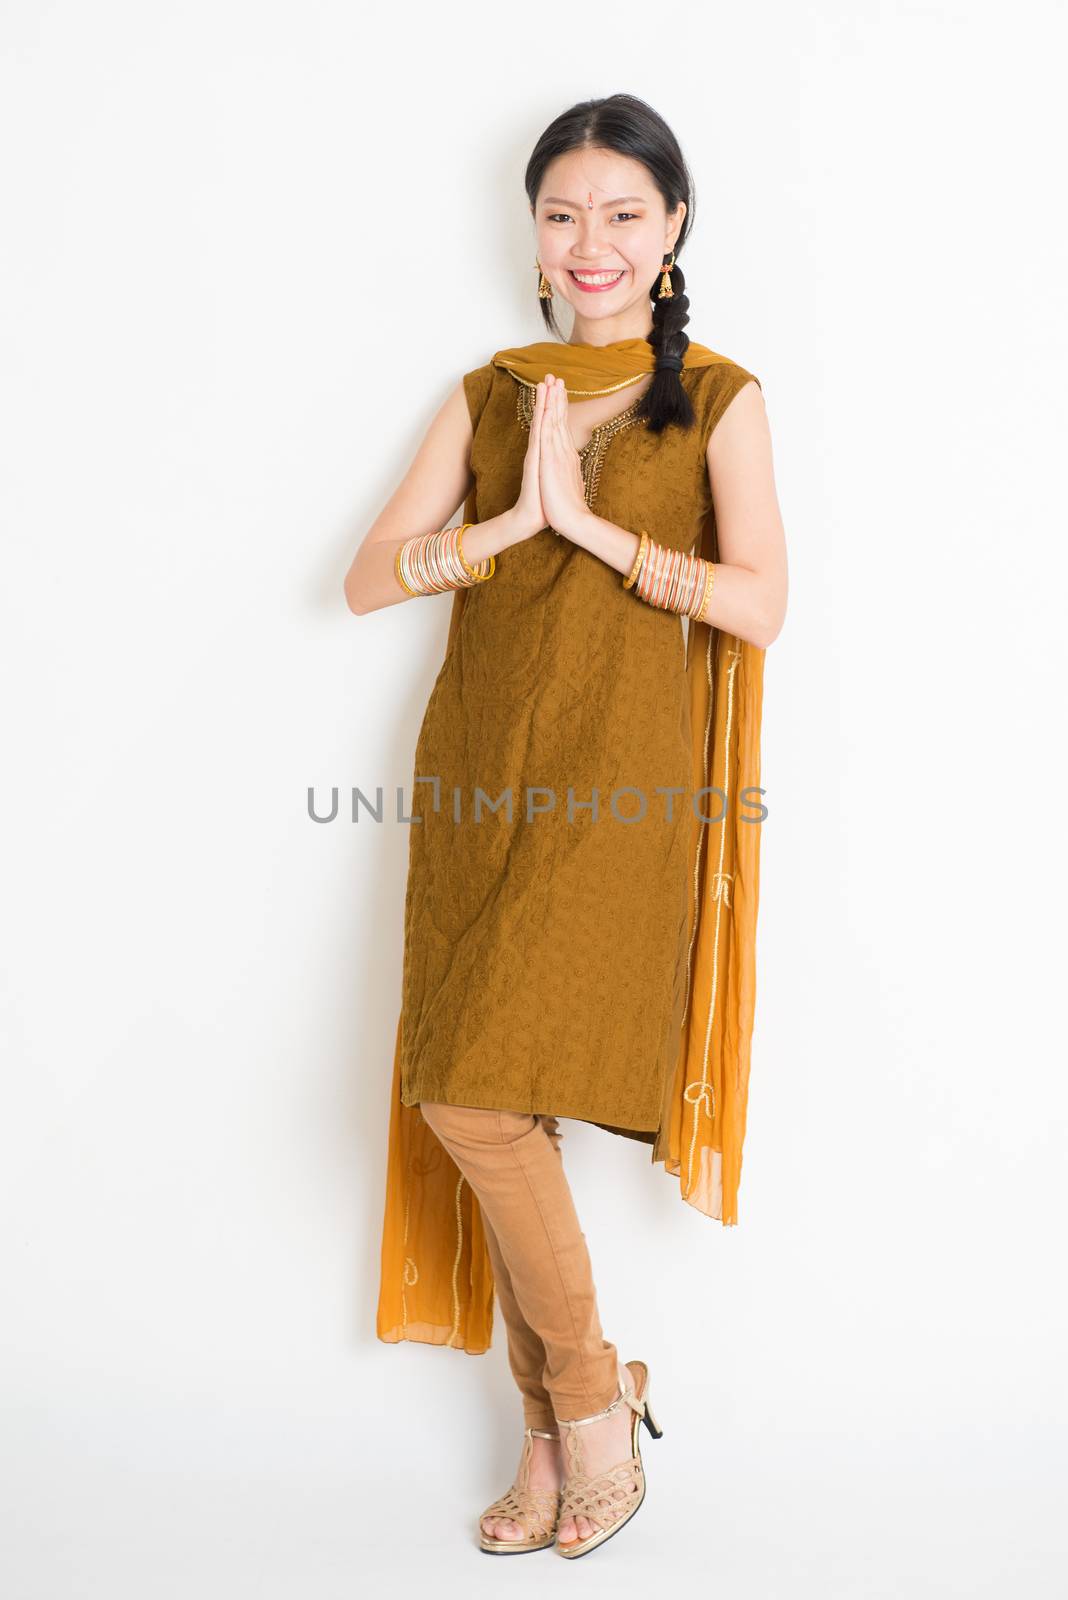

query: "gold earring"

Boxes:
[535, 257, 553, 299]
[658, 252, 676, 300]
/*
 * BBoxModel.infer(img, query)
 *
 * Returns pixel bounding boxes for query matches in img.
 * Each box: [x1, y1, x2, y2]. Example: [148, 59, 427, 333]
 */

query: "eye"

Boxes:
[545, 211, 641, 224]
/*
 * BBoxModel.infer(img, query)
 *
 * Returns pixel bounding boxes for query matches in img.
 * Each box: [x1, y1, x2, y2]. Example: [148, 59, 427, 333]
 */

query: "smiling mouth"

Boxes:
[568, 268, 626, 289]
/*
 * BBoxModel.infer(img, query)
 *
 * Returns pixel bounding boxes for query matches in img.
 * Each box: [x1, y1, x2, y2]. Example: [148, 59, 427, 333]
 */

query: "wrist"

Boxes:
[501, 506, 542, 545]
[555, 506, 600, 545]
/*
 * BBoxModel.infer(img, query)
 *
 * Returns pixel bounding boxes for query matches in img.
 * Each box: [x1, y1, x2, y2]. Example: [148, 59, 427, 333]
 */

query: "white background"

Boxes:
[2, 3, 1065, 1596]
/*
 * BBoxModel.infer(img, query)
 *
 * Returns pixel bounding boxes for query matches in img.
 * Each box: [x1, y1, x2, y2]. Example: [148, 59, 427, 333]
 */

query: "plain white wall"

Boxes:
[2, 2, 1065, 1596]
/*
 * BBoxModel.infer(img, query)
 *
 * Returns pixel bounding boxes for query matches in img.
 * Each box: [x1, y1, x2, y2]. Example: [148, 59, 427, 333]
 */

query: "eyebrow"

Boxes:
[539, 195, 647, 208]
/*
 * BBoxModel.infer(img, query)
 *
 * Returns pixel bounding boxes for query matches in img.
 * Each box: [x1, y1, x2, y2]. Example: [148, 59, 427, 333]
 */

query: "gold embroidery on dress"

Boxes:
[678, 622, 715, 1041]
[403, 1134, 447, 1336]
[401, 1180, 415, 1333]
[682, 639, 743, 1195]
[709, 873, 732, 904]
[513, 376, 644, 508]
[446, 1172, 465, 1347]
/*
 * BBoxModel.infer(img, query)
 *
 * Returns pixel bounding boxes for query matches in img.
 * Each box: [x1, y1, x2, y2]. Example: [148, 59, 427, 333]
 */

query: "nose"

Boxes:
[567, 223, 617, 259]
[570, 241, 617, 263]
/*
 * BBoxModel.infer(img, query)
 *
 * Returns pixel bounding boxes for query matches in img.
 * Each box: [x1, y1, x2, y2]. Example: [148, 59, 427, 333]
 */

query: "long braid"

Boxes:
[637, 259, 695, 434]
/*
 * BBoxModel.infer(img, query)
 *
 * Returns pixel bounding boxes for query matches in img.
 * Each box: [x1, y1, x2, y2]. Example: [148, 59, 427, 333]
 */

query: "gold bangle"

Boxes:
[395, 544, 419, 596]
[694, 561, 716, 623]
[456, 522, 495, 583]
[623, 529, 648, 590]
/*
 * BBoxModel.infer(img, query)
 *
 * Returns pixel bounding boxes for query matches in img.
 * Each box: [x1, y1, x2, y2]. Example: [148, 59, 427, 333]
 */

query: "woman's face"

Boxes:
[531, 147, 685, 338]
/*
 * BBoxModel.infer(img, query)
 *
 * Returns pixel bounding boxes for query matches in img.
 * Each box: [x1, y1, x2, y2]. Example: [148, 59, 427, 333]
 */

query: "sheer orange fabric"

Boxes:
[377, 339, 765, 1352]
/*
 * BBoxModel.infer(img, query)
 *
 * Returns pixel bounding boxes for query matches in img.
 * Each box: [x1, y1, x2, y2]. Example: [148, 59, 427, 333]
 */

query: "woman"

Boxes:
[345, 93, 787, 1558]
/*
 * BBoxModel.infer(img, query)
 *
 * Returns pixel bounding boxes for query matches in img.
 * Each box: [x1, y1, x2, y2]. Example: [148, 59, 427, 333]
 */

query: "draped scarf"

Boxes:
[377, 335, 765, 1352]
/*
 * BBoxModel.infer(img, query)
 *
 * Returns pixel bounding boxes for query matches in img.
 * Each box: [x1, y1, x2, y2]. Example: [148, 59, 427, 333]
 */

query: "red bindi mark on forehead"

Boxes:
[587, 192, 593, 209]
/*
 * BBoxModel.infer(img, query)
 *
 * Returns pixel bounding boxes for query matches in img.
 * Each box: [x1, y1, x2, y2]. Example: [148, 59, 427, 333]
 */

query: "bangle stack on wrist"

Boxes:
[395, 523, 495, 597]
[623, 530, 716, 623]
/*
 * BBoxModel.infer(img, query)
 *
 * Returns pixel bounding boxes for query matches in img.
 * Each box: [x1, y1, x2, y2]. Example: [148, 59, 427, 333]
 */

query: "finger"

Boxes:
[530, 382, 546, 448]
[530, 390, 544, 455]
[541, 385, 555, 435]
[548, 380, 566, 441]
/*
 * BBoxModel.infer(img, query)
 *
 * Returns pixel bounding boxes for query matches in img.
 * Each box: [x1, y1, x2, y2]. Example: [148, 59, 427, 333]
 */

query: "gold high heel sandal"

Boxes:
[477, 1426, 562, 1554]
[554, 1358, 664, 1559]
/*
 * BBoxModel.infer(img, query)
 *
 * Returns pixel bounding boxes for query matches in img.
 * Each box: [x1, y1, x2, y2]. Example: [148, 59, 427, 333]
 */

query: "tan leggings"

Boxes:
[418, 1102, 621, 1430]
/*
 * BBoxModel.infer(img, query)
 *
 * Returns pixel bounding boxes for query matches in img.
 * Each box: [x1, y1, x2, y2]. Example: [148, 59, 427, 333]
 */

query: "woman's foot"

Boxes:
[480, 1430, 563, 1543]
[555, 1365, 636, 1548]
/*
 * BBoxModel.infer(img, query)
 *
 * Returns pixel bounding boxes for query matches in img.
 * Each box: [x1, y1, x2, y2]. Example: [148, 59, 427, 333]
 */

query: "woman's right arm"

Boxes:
[343, 378, 542, 616]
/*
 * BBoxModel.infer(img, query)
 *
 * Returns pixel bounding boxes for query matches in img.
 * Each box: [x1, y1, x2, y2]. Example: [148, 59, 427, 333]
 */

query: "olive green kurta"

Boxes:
[399, 352, 758, 1138]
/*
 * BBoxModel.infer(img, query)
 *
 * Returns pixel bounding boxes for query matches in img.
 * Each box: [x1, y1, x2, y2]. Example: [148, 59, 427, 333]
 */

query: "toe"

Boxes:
[557, 1516, 577, 1544]
[576, 1514, 594, 1538]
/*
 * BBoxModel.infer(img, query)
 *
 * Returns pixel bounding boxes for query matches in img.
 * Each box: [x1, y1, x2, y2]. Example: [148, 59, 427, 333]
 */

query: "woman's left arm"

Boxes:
[550, 378, 788, 650]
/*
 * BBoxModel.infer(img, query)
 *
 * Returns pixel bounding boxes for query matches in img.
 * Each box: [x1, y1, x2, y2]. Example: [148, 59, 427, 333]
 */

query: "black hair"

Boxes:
[524, 92, 697, 436]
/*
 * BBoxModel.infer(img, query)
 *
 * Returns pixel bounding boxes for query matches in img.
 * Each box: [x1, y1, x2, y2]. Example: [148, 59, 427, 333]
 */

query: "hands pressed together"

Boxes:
[511, 375, 591, 545]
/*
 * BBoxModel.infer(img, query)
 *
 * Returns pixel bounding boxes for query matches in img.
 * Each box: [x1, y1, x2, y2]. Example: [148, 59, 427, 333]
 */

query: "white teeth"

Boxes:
[571, 270, 624, 284]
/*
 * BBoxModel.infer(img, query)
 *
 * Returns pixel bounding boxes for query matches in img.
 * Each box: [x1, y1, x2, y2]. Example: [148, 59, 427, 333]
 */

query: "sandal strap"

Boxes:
[558, 1457, 643, 1531]
[480, 1426, 562, 1541]
[557, 1367, 646, 1486]
[479, 1483, 561, 1540]
[556, 1372, 646, 1431]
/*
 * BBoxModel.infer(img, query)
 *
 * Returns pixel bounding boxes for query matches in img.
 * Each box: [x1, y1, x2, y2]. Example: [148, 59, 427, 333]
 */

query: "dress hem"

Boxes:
[400, 1085, 660, 1142]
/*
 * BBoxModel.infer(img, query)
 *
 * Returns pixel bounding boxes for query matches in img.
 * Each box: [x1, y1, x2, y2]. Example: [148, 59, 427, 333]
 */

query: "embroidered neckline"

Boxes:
[511, 377, 644, 508]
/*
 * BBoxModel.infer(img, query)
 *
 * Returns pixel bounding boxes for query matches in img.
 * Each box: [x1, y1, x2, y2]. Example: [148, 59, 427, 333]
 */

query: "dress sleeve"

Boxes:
[702, 362, 762, 453]
[461, 363, 495, 436]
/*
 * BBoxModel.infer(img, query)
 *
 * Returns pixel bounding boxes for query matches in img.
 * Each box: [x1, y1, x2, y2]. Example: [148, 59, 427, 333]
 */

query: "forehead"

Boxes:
[537, 147, 652, 205]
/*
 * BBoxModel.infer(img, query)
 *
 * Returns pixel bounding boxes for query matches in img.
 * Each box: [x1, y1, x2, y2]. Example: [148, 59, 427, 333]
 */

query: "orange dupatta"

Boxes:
[377, 338, 766, 1353]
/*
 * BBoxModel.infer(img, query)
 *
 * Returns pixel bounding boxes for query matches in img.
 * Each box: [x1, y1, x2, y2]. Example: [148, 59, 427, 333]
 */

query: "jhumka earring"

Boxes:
[658, 251, 676, 300]
[535, 257, 553, 299]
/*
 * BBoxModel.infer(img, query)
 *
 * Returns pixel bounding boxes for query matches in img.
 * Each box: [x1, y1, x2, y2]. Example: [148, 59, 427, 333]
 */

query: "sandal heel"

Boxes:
[555, 1358, 660, 1559]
